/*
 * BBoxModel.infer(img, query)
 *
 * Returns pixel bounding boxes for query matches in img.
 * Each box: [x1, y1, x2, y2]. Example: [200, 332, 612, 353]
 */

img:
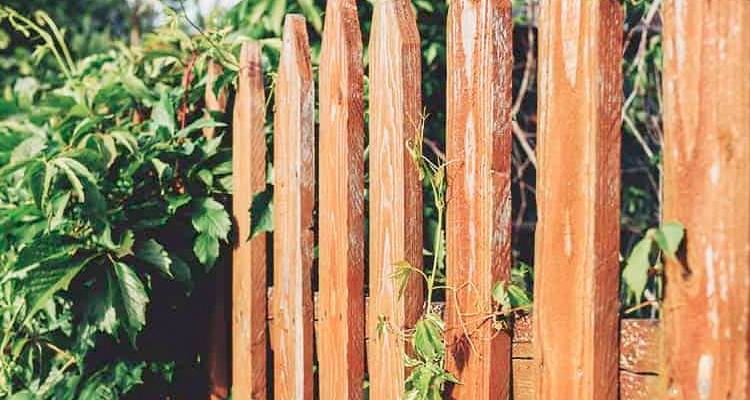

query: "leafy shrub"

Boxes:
[0, 8, 240, 398]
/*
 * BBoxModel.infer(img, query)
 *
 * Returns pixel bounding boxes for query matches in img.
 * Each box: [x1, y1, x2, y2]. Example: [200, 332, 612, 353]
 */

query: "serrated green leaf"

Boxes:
[22, 254, 95, 322]
[134, 239, 172, 278]
[192, 198, 231, 241]
[194, 232, 219, 267]
[413, 314, 444, 361]
[250, 187, 273, 239]
[113, 261, 149, 345]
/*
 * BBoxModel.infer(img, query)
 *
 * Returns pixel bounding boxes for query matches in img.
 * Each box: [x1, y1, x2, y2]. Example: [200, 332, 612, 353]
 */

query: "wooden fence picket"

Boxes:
[270, 15, 316, 400]
[231, 42, 268, 400]
[206, 57, 230, 400]
[316, 0, 366, 399]
[661, 2, 750, 398]
[444, 0, 513, 398]
[366, 0, 423, 398]
[533, 1, 622, 399]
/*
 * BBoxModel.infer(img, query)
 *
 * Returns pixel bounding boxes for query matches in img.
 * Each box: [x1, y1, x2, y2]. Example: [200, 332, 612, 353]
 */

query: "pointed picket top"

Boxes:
[317, 0, 366, 399]
[270, 14, 315, 400]
[232, 41, 268, 400]
[444, 0, 513, 398]
[367, 0, 423, 398]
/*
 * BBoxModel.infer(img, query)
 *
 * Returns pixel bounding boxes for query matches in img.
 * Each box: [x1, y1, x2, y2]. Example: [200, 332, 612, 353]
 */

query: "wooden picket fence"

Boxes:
[207, 1, 750, 399]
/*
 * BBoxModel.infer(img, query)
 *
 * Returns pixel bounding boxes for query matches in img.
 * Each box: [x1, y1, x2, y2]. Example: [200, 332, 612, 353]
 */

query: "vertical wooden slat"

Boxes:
[444, 0, 512, 398]
[367, 0, 423, 398]
[232, 43, 268, 400]
[270, 15, 315, 400]
[317, 0, 366, 398]
[204, 59, 228, 139]
[533, 1, 622, 399]
[661, 2, 750, 398]
[206, 57, 230, 400]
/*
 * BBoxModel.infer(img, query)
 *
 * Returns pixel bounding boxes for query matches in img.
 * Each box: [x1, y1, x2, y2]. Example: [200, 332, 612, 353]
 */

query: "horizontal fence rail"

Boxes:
[220, 1, 750, 399]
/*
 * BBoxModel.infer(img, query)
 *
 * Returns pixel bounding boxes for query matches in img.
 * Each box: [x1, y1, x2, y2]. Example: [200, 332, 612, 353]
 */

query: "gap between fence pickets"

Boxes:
[266, 287, 659, 375]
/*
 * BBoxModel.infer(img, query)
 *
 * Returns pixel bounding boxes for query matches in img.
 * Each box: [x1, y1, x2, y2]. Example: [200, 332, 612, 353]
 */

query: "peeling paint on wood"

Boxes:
[444, 0, 513, 398]
[270, 15, 315, 400]
[533, 1, 622, 399]
[317, 0, 366, 398]
[366, 0, 423, 397]
[232, 42, 268, 400]
[661, 2, 750, 399]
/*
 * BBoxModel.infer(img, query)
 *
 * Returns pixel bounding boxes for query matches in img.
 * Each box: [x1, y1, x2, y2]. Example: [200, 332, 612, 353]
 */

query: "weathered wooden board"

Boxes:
[270, 15, 315, 400]
[231, 42, 268, 400]
[444, 0, 513, 398]
[317, 0, 366, 398]
[661, 1, 750, 398]
[206, 57, 229, 400]
[366, 0, 423, 397]
[533, 1, 623, 399]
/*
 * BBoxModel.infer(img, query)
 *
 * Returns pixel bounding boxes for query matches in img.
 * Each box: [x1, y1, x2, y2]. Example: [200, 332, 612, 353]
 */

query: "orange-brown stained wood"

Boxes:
[316, 0, 366, 399]
[231, 42, 268, 400]
[366, 0, 423, 398]
[661, 2, 750, 399]
[444, 0, 513, 398]
[270, 15, 315, 400]
[533, 1, 622, 399]
[206, 57, 230, 400]
[204, 59, 228, 139]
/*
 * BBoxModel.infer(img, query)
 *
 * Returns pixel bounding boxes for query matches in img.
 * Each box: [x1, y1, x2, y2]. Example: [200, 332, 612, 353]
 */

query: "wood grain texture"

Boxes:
[661, 2, 750, 399]
[444, 0, 513, 398]
[270, 15, 315, 400]
[512, 316, 660, 400]
[204, 59, 228, 139]
[619, 319, 659, 374]
[232, 43, 268, 400]
[533, 1, 622, 399]
[366, 0, 423, 398]
[206, 57, 230, 400]
[316, 0, 366, 399]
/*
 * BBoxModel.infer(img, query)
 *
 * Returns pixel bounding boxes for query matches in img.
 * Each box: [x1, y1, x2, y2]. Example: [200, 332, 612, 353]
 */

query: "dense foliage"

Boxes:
[0, 7, 240, 398]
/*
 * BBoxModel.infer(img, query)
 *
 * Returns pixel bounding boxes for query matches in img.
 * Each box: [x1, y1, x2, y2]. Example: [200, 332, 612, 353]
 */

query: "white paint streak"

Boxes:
[697, 354, 713, 400]
[560, 0, 581, 85]
[461, 2, 476, 81]
[674, 0, 686, 68]
[563, 211, 573, 257]
[709, 163, 720, 185]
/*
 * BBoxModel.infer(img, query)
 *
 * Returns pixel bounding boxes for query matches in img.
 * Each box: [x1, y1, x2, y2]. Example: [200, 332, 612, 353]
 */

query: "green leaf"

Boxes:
[22, 254, 95, 322]
[623, 236, 653, 304]
[152, 91, 175, 134]
[391, 260, 414, 300]
[654, 221, 685, 260]
[151, 158, 170, 181]
[176, 119, 226, 138]
[507, 283, 532, 308]
[192, 198, 231, 241]
[113, 261, 149, 344]
[193, 232, 219, 267]
[250, 187, 273, 239]
[413, 313, 444, 361]
[134, 239, 173, 278]
[122, 71, 153, 100]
